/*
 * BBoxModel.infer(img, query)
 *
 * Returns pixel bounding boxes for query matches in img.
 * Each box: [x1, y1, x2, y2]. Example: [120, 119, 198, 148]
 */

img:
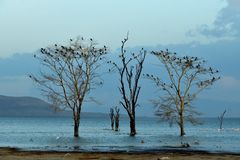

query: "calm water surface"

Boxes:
[0, 116, 239, 153]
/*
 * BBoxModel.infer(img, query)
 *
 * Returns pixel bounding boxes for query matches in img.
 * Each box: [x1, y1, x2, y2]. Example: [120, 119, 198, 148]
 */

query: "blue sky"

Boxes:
[0, 0, 226, 57]
[0, 0, 240, 117]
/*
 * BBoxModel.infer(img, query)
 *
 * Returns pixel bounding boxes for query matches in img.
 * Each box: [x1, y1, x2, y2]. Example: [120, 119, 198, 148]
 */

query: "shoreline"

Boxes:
[2, 146, 240, 155]
[3, 146, 240, 155]
[1, 147, 240, 160]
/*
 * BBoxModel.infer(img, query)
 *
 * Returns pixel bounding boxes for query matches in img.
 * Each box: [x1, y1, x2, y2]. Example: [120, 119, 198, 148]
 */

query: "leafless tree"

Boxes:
[30, 37, 107, 137]
[146, 50, 220, 136]
[218, 109, 226, 130]
[109, 107, 114, 130]
[114, 106, 120, 131]
[108, 35, 147, 136]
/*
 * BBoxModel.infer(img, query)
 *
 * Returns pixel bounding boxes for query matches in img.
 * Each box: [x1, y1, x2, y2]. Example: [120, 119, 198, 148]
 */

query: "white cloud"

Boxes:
[187, 0, 240, 41]
[200, 76, 240, 103]
[219, 76, 240, 89]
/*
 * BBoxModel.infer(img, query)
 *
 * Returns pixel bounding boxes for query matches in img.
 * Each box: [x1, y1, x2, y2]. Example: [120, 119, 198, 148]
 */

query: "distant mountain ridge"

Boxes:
[0, 95, 109, 117]
[0, 95, 68, 117]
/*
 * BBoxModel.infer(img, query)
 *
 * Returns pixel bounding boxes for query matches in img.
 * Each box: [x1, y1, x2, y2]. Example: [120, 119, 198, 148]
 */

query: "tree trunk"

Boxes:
[115, 116, 119, 131]
[179, 112, 185, 136]
[179, 98, 185, 136]
[111, 121, 114, 130]
[74, 120, 79, 137]
[130, 116, 136, 136]
[73, 110, 80, 137]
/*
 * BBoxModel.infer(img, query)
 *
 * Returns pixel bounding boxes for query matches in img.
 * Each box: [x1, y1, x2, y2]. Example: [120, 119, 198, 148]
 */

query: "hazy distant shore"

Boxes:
[1, 147, 240, 160]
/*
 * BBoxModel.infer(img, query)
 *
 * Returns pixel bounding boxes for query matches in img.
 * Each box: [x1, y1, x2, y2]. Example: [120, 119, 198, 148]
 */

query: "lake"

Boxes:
[0, 116, 239, 153]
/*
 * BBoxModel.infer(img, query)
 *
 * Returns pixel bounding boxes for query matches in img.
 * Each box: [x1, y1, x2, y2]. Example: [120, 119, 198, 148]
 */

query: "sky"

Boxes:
[0, 0, 240, 117]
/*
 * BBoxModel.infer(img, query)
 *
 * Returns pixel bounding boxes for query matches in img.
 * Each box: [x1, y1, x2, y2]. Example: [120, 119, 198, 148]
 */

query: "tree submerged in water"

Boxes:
[114, 106, 120, 131]
[109, 108, 114, 130]
[146, 50, 220, 136]
[218, 109, 227, 130]
[108, 35, 147, 136]
[30, 37, 108, 137]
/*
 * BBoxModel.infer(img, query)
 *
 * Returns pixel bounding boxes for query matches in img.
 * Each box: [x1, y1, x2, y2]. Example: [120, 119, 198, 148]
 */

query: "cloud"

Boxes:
[227, 0, 240, 9]
[199, 76, 240, 103]
[187, 0, 240, 40]
[219, 76, 240, 89]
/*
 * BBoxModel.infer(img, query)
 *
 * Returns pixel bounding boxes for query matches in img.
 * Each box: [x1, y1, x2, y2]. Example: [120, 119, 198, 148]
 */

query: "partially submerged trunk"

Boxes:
[218, 109, 226, 130]
[129, 115, 136, 136]
[179, 113, 185, 136]
[114, 107, 120, 131]
[73, 108, 81, 137]
[111, 120, 114, 130]
[109, 108, 115, 130]
[74, 119, 80, 137]
[115, 117, 119, 131]
[179, 99, 185, 136]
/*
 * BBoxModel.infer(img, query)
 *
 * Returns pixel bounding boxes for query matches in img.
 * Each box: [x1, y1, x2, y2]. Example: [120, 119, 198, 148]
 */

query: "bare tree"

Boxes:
[218, 109, 226, 130]
[146, 50, 220, 136]
[30, 37, 107, 137]
[108, 35, 147, 136]
[114, 106, 120, 131]
[109, 108, 114, 130]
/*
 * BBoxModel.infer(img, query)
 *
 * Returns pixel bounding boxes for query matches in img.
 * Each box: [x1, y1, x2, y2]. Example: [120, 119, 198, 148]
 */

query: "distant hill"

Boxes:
[0, 95, 112, 117]
[0, 95, 71, 117]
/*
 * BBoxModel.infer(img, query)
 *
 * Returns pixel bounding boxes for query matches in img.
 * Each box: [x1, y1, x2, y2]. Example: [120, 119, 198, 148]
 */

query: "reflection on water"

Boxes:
[0, 116, 239, 153]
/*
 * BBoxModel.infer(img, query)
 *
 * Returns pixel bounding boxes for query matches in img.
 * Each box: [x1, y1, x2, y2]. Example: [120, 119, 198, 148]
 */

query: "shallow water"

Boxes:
[0, 116, 239, 153]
